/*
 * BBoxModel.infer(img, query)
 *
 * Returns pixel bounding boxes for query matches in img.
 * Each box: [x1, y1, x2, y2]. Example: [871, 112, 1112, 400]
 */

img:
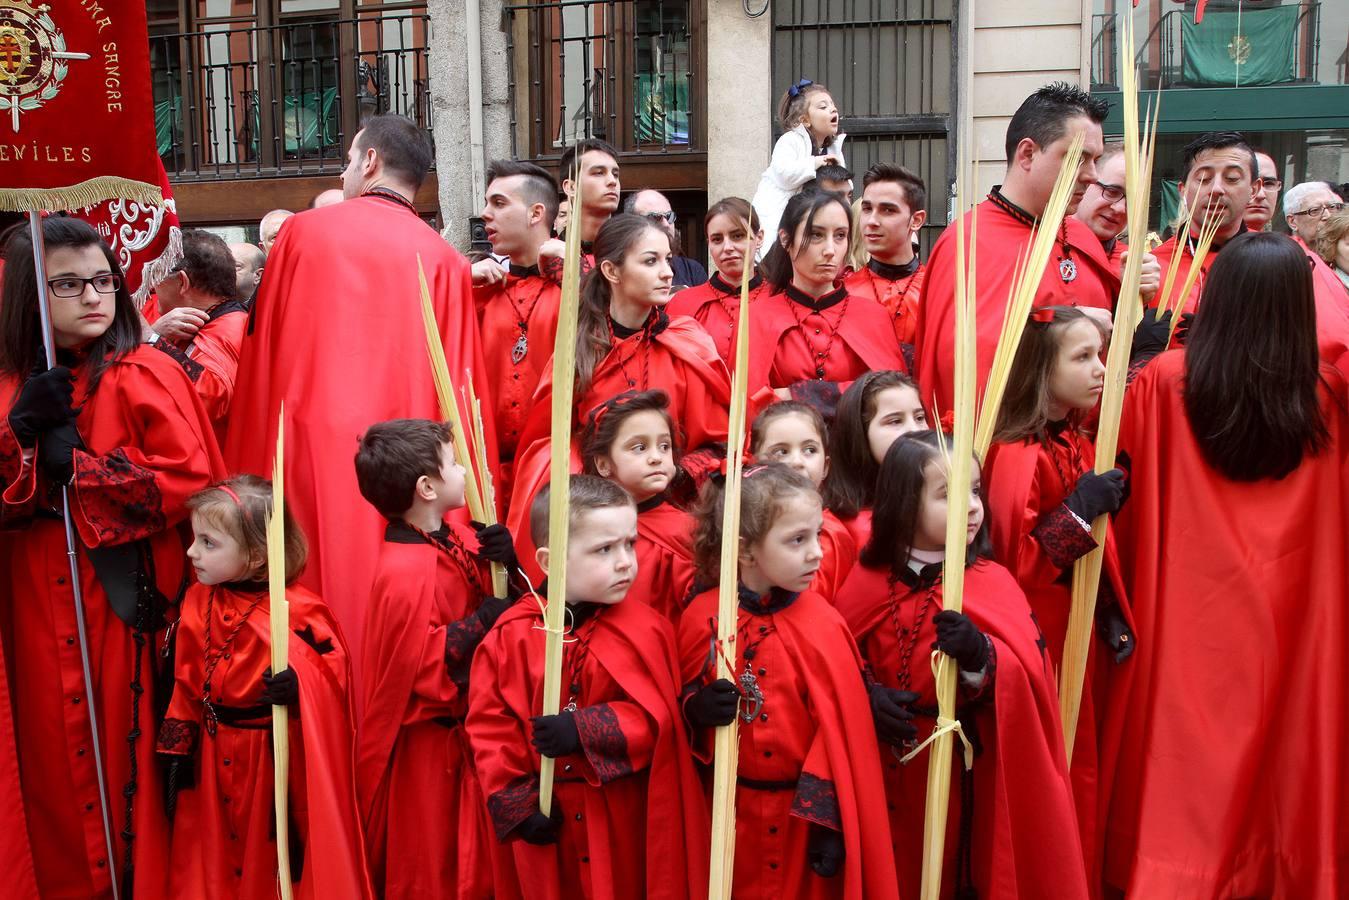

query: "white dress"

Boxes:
[751, 124, 847, 260]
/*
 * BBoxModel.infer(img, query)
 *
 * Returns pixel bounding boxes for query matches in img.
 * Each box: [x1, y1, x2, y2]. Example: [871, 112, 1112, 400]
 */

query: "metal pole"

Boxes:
[27, 211, 121, 900]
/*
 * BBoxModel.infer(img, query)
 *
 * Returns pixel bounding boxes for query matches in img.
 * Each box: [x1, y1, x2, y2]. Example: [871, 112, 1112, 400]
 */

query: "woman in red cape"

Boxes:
[0, 218, 224, 899]
[836, 431, 1087, 900]
[506, 215, 731, 583]
[1101, 234, 1349, 898]
[747, 190, 906, 420]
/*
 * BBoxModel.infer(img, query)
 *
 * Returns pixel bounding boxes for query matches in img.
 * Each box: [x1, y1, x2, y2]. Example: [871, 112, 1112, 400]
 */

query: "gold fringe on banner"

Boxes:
[0, 176, 163, 214]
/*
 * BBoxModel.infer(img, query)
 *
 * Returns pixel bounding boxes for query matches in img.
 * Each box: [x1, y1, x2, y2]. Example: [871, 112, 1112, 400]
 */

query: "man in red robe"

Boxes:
[559, 139, 621, 248]
[916, 82, 1115, 418]
[471, 160, 563, 506]
[1073, 144, 1160, 304]
[846, 162, 928, 348]
[223, 115, 492, 667]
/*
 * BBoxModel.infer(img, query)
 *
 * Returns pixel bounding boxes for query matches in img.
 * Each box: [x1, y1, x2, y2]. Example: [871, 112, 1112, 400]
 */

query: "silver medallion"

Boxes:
[738, 668, 765, 723]
[1059, 258, 1078, 283]
[511, 332, 528, 364]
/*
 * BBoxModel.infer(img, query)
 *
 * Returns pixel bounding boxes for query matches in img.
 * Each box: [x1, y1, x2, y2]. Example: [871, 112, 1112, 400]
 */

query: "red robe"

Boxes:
[666, 272, 766, 366]
[1100, 351, 1349, 898]
[506, 313, 731, 583]
[844, 260, 926, 346]
[915, 195, 1119, 417]
[746, 285, 907, 417]
[837, 561, 1088, 899]
[222, 193, 493, 669]
[633, 498, 696, 623]
[153, 302, 248, 445]
[837, 508, 872, 553]
[465, 597, 709, 900]
[679, 587, 900, 900]
[982, 429, 1133, 882]
[156, 583, 372, 899]
[809, 509, 857, 603]
[0, 346, 225, 899]
[473, 266, 562, 502]
[355, 522, 495, 899]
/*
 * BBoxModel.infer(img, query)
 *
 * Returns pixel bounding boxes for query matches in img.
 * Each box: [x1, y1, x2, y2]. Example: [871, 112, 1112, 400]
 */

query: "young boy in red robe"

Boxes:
[158, 477, 371, 898]
[845, 163, 928, 349]
[466, 476, 707, 899]
[353, 419, 516, 898]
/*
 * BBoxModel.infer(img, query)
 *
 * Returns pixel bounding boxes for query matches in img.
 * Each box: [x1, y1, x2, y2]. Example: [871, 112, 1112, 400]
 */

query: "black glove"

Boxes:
[1173, 312, 1196, 346]
[932, 610, 989, 674]
[513, 807, 562, 845]
[1065, 469, 1126, 522]
[1131, 310, 1172, 364]
[38, 421, 83, 485]
[261, 666, 299, 706]
[683, 679, 740, 729]
[472, 522, 518, 568]
[1096, 603, 1135, 664]
[474, 594, 512, 631]
[807, 824, 846, 878]
[8, 364, 76, 446]
[530, 711, 581, 757]
[869, 683, 919, 747]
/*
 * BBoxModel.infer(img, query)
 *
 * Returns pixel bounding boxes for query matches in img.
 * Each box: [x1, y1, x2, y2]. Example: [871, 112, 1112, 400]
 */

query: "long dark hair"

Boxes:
[575, 213, 671, 396]
[993, 306, 1101, 444]
[822, 370, 917, 516]
[859, 430, 992, 572]
[759, 189, 852, 293]
[0, 217, 141, 396]
[1183, 232, 1328, 480]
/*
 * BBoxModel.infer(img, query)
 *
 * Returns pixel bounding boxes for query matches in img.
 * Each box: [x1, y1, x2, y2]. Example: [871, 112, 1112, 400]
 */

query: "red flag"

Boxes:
[0, 0, 161, 210]
[72, 159, 182, 311]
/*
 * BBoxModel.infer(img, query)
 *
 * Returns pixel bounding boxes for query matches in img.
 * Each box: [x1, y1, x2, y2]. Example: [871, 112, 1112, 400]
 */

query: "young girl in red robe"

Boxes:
[353, 419, 514, 899]
[506, 213, 731, 582]
[580, 390, 695, 623]
[0, 217, 224, 899]
[835, 431, 1088, 899]
[157, 476, 371, 898]
[747, 189, 907, 419]
[666, 197, 765, 367]
[748, 401, 856, 601]
[982, 306, 1133, 873]
[466, 476, 708, 900]
[821, 370, 927, 549]
[679, 463, 899, 899]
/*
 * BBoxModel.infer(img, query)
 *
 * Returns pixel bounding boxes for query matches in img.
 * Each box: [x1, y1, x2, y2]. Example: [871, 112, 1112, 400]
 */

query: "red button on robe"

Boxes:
[0, 346, 225, 899]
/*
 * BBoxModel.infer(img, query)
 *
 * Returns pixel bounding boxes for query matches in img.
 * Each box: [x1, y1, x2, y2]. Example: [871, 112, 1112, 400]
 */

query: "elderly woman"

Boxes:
[1315, 207, 1349, 293]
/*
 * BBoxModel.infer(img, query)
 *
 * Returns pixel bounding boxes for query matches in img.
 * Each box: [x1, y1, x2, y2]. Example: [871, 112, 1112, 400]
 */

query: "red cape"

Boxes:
[915, 197, 1118, 417]
[465, 597, 709, 900]
[836, 561, 1088, 899]
[666, 273, 767, 367]
[810, 508, 858, 602]
[844, 261, 926, 346]
[222, 195, 493, 668]
[679, 587, 901, 899]
[355, 523, 492, 898]
[634, 499, 697, 622]
[1100, 351, 1349, 897]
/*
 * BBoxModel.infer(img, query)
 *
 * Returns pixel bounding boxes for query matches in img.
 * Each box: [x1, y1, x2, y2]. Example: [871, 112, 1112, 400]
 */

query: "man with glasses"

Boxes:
[1283, 181, 1345, 246]
[1243, 150, 1282, 232]
[624, 188, 708, 290]
[1073, 143, 1160, 302]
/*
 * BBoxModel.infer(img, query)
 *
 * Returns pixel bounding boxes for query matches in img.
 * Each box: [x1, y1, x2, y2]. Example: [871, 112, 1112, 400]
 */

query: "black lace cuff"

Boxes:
[152, 339, 204, 382]
[1031, 503, 1097, 569]
[791, 771, 841, 830]
[487, 775, 540, 840]
[156, 717, 200, 756]
[574, 702, 634, 783]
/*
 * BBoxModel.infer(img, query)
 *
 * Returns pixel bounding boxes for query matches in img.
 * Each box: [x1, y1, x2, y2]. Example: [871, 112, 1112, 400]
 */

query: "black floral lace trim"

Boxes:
[575, 702, 633, 783]
[788, 379, 844, 423]
[152, 339, 204, 383]
[444, 613, 489, 688]
[1031, 503, 1097, 569]
[791, 771, 841, 830]
[487, 774, 540, 840]
[75, 448, 166, 542]
[156, 717, 200, 756]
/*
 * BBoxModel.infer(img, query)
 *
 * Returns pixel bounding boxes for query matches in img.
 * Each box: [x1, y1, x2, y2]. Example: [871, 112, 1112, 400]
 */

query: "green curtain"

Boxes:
[1181, 5, 1299, 87]
[1159, 179, 1181, 234]
[634, 72, 689, 145]
[252, 87, 340, 155]
[155, 96, 181, 157]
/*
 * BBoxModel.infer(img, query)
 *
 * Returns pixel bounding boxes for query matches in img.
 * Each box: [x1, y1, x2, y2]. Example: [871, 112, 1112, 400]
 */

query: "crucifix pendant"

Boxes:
[738, 668, 765, 723]
[1059, 257, 1078, 283]
[511, 332, 529, 364]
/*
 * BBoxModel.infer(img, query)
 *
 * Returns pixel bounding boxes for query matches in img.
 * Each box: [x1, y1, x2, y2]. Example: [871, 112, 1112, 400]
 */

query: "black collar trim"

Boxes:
[384, 520, 449, 545]
[867, 256, 920, 280]
[987, 186, 1039, 228]
[785, 283, 848, 311]
[362, 187, 418, 215]
[710, 272, 762, 294]
[738, 584, 801, 614]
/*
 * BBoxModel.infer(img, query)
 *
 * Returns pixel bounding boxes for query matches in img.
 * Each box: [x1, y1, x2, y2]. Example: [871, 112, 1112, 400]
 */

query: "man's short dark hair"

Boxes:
[486, 159, 560, 225]
[815, 164, 853, 185]
[355, 114, 434, 190]
[178, 229, 239, 301]
[1180, 131, 1257, 183]
[1004, 81, 1110, 161]
[862, 163, 927, 213]
[559, 138, 620, 184]
[355, 418, 452, 519]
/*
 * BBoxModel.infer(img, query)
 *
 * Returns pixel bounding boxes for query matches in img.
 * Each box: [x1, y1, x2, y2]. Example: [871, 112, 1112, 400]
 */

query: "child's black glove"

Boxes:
[1096, 603, 1135, 663]
[530, 711, 581, 757]
[1065, 469, 1126, 522]
[869, 683, 919, 746]
[261, 666, 299, 706]
[684, 679, 740, 729]
[8, 363, 75, 447]
[473, 594, 512, 631]
[514, 807, 562, 845]
[1130, 310, 1172, 364]
[472, 522, 518, 569]
[932, 610, 989, 674]
[38, 421, 83, 485]
[807, 824, 846, 877]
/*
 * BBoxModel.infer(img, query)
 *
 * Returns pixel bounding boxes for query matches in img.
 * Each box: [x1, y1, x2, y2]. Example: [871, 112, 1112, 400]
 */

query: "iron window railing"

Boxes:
[151, 10, 432, 181]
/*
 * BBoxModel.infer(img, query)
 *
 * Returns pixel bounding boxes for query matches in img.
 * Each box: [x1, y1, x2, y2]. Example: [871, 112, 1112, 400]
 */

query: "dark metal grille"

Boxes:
[151, 9, 431, 181]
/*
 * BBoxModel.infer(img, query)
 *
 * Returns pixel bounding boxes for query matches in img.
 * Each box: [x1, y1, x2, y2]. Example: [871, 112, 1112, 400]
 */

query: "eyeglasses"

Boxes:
[644, 210, 676, 225]
[1095, 182, 1125, 203]
[46, 274, 122, 298]
[1293, 202, 1345, 219]
[1258, 177, 1282, 191]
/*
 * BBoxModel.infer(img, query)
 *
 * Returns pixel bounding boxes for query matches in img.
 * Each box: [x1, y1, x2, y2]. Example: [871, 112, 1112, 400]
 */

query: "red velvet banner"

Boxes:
[0, 0, 161, 211]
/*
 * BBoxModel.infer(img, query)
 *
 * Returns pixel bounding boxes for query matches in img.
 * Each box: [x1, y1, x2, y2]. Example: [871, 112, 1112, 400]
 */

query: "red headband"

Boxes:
[1030, 308, 1056, 324]
[217, 485, 242, 506]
